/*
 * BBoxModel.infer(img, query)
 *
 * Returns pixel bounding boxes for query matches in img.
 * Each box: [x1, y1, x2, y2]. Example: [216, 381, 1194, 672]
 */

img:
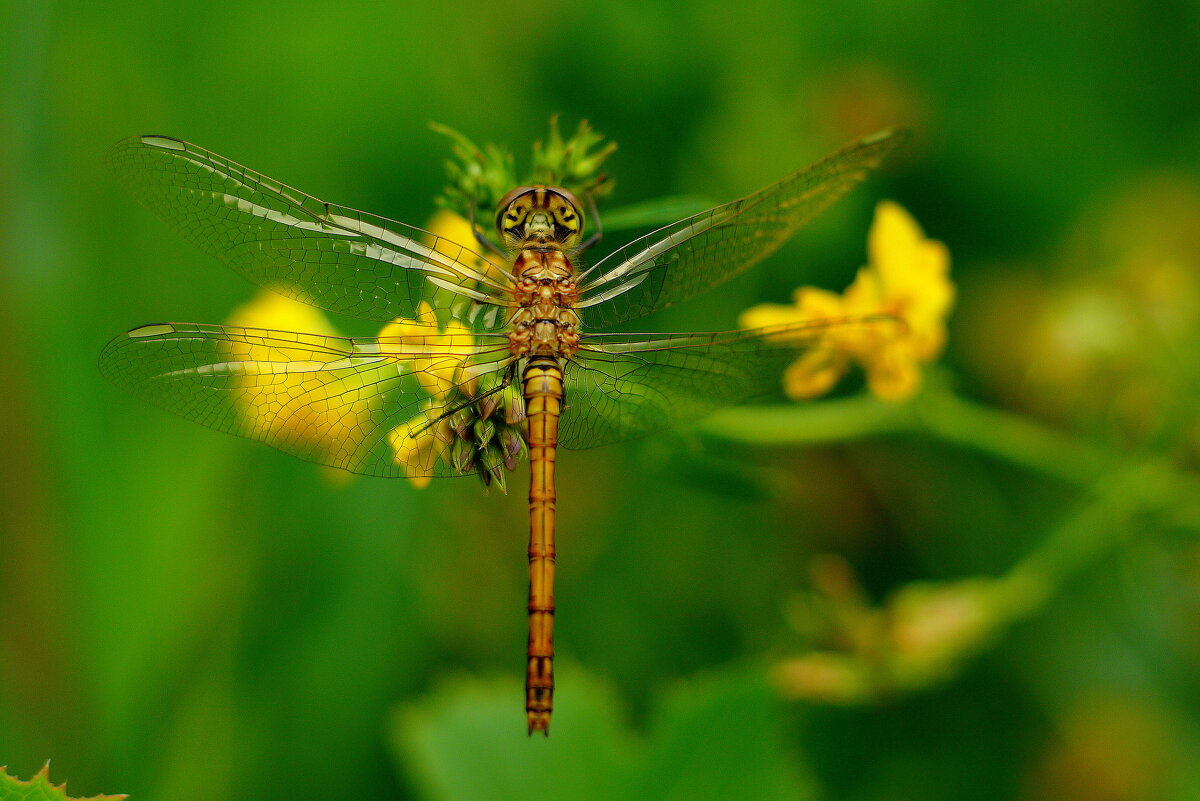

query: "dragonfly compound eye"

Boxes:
[496, 186, 585, 250]
[542, 187, 585, 250]
[496, 186, 538, 246]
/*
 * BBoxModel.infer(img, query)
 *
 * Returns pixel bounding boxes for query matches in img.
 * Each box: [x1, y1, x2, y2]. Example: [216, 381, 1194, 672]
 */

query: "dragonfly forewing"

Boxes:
[108, 136, 515, 330]
[575, 129, 908, 328]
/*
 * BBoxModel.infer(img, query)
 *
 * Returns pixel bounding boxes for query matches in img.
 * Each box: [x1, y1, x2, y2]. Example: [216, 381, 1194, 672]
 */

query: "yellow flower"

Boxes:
[225, 289, 479, 488]
[424, 208, 509, 284]
[387, 402, 455, 490]
[379, 300, 479, 486]
[225, 289, 377, 485]
[224, 213, 509, 487]
[377, 301, 477, 398]
[376, 213, 501, 485]
[739, 200, 953, 401]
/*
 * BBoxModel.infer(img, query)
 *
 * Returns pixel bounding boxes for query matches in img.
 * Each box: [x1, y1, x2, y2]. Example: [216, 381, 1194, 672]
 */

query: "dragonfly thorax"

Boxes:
[507, 249, 581, 358]
[496, 186, 584, 251]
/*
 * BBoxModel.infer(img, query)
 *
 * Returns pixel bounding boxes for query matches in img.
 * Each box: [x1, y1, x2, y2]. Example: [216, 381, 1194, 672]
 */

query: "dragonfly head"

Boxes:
[496, 186, 585, 251]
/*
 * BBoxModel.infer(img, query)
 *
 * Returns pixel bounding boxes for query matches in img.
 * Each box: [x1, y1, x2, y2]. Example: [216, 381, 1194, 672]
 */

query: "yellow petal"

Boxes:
[784, 350, 850, 399]
[224, 289, 381, 467]
[416, 300, 438, 327]
[792, 287, 848, 320]
[843, 264, 886, 314]
[388, 414, 449, 488]
[426, 209, 478, 255]
[227, 288, 340, 338]
[864, 341, 922, 401]
[868, 200, 928, 286]
[424, 209, 508, 283]
[377, 312, 477, 400]
[739, 302, 806, 330]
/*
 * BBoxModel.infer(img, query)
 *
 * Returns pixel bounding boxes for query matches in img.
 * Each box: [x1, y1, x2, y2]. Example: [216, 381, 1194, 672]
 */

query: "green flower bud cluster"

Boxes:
[441, 370, 528, 493]
[433, 117, 616, 223]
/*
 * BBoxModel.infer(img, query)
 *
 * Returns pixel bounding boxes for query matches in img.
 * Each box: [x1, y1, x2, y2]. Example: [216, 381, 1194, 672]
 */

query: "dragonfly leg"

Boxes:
[577, 193, 604, 253]
[470, 198, 509, 257]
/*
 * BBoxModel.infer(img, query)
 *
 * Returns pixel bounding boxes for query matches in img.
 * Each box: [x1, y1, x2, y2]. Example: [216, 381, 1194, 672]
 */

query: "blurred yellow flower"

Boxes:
[225, 287, 480, 488]
[387, 401, 455, 490]
[774, 555, 1015, 704]
[963, 175, 1200, 453]
[740, 200, 954, 401]
[378, 300, 477, 398]
[771, 652, 873, 705]
[379, 300, 479, 487]
[425, 208, 509, 284]
[225, 289, 375, 485]
[227, 288, 342, 339]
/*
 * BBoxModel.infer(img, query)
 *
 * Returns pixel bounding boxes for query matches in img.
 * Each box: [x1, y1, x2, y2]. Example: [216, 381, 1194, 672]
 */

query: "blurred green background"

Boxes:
[3, 1, 1200, 799]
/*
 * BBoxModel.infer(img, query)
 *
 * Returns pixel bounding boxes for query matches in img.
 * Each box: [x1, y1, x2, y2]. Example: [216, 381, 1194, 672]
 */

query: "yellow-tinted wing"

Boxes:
[99, 322, 513, 478]
[109, 136, 514, 331]
[560, 318, 894, 449]
[576, 130, 907, 328]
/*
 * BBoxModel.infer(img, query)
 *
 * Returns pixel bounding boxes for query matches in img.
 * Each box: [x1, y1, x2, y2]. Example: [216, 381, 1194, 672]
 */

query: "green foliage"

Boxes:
[392, 665, 813, 801]
[434, 118, 616, 224]
[0, 766, 124, 801]
[430, 122, 518, 222]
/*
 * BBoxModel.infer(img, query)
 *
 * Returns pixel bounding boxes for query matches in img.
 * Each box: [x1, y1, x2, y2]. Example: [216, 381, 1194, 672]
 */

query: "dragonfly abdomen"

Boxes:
[522, 354, 563, 735]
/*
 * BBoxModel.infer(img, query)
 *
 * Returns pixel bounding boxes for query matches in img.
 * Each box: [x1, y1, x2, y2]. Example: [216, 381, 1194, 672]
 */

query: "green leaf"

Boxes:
[600, 195, 718, 232]
[392, 668, 635, 801]
[0, 765, 125, 801]
[632, 667, 816, 801]
[391, 664, 814, 801]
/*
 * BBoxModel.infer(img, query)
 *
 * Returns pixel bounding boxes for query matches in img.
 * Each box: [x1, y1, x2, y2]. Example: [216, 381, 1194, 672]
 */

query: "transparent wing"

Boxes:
[560, 319, 888, 449]
[109, 135, 515, 331]
[576, 130, 907, 328]
[99, 322, 514, 478]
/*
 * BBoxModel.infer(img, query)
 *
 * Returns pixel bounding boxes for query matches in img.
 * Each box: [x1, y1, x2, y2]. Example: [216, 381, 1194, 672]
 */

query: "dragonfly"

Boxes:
[100, 128, 905, 735]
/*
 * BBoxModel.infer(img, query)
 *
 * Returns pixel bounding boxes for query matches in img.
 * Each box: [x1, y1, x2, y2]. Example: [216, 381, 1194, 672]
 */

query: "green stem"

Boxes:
[991, 463, 1168, 619]
[697, 395, 915, 446]
[911, 392, 1116, 486]
[699, 390, 1200, 616]
[698, 390, 1194, 493]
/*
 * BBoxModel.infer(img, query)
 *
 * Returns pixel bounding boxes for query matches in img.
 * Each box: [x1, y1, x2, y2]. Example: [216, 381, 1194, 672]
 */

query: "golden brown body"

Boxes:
[499, 188, 586, 735]
[521, 354, 561, 734]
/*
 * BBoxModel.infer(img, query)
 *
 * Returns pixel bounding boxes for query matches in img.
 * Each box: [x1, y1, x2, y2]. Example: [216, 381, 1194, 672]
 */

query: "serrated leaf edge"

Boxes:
[0, 763, 127, 801]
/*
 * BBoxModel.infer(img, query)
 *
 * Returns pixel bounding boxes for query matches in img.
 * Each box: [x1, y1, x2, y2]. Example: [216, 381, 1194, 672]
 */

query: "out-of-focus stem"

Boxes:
[912, 392, 1115, 486]
[732, 391, 1200, 701]
[699, 389, 1200, 611]
[698, 390, 1198, 497]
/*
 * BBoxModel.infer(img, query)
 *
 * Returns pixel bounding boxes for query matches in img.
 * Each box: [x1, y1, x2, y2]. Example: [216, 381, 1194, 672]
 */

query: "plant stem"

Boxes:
[698, 390, 1195, 494]
[699, 390, 1200, 614]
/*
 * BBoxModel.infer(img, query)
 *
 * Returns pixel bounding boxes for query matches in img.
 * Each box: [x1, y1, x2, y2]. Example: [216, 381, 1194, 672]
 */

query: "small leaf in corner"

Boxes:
[0, 763, 126, 801]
